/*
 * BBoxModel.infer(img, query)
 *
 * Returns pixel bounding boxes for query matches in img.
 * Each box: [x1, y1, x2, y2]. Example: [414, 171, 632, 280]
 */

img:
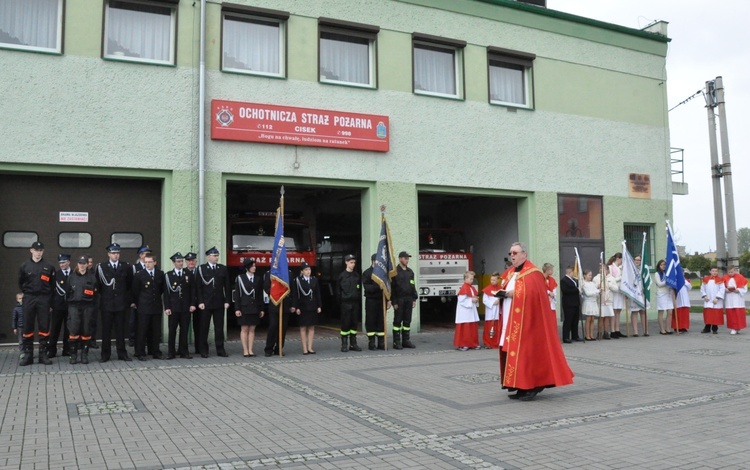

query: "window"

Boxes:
[103, 0, 177, 65]
[488, 47, 535, 108]
[0, 0, 63, 54]
[413, 33, 466, 99]
[624, 224, 654, 265]
[3, 231, 38, 248]
[221, 4, 288, 77]
[59, 232, 92, 249]
[558, 195, 602, 239]
[111, 232, 143, 248]
[319, 18, 379, 88]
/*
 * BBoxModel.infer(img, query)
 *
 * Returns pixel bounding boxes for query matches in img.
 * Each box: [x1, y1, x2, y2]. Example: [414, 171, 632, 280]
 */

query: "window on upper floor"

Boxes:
[412, 33, 466, 99]
[103, 0, 178, 65]
[0, 0, 63, 54]
[488, 46, 535, 108]
[222, 4, 289, 77]
[318, 18, 379, 88]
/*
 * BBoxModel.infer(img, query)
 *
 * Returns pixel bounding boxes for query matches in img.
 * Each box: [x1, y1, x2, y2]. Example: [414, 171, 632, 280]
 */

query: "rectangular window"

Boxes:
[59, 232, 92, 249]
[3, 231, 38, 248]
[624, 224, 654, 264]
[319, 18, 378, 88]
[413, 33, 465, 99]
[488, 46, 535, 108]
[103, 0, 177, 65]
[222, 4, 288, 77]
[111, 232, 143, 248]
[558, 195, 602, 240]
[0, 0, 63, 54]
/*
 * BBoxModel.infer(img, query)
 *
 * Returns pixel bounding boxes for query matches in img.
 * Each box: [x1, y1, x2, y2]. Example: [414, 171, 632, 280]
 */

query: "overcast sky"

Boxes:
[548, 1, 750, 254]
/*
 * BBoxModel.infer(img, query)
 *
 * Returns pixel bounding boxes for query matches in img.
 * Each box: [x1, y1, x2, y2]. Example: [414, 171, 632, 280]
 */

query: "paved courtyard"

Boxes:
[0, 313, 748, 470]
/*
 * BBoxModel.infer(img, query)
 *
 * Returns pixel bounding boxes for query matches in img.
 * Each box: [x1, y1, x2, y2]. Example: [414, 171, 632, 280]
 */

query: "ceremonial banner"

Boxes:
[372, 214, 397, 299]
[269, 205, 290, 305]
[573, 247, 584, 286]
[665, 221, 686, 292]
[621, 241, 645, 309]
[640, 232, 652, 304]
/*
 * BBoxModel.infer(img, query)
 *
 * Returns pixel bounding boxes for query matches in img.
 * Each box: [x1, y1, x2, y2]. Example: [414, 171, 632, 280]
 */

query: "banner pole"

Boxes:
[382, 293, 388, 351]
[279, 187, 285, 357]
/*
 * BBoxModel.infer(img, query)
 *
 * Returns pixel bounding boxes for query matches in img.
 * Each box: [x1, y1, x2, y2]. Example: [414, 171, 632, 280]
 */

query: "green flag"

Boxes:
[640, 232, 651, 304]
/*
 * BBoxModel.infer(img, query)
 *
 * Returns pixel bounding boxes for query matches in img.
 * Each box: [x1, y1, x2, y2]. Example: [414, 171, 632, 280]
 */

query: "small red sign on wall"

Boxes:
[211, 100, 389, 152]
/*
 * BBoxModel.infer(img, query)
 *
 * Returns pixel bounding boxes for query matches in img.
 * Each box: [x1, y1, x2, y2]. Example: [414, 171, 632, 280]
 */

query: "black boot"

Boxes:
[19, 346, 33, 367]
[81, 341, 90, 364]
[38, 342, 52, 365]
[377, 335, 385, 350]
[70, 342, 79, 365]
[402, 330, 416, 349]
[341, 336, 349, 352]
[701, 325, 711, 334]
[393, 329, 403, 350]
[349, 334, 362, 352]
[368, 336, 376, 351]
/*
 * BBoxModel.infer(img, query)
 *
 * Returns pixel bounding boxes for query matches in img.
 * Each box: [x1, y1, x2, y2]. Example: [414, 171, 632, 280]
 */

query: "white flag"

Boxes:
[620, 240, 645, 309]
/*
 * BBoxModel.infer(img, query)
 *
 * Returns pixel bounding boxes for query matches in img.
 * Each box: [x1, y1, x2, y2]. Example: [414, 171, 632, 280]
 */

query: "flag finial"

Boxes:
[280, 185, 285, 196]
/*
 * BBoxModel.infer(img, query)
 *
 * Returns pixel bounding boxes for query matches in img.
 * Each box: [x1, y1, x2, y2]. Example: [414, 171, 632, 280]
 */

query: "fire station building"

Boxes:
[0, 0, 674, 342]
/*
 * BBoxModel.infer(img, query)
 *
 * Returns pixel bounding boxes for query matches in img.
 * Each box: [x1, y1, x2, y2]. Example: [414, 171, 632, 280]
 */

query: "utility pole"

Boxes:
[705, 79, 726, 273]
[715, 77, 738, 269]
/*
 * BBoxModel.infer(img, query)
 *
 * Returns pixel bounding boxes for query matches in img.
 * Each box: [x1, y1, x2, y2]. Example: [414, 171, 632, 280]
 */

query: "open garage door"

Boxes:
[417, 192, 519, 324]
[0, 174, 162, 345]
[225, 182, 362, 331]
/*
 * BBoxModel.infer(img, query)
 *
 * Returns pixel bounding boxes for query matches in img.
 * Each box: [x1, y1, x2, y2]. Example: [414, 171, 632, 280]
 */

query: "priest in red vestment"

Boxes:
[498, 242, 574, 401]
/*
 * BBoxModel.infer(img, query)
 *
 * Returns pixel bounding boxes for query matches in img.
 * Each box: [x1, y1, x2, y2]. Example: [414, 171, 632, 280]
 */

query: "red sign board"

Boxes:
[211, 100, 389, 152]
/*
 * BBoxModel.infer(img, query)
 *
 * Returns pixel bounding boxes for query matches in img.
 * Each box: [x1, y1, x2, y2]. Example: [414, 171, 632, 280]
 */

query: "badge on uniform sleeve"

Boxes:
[41, 274, 50, 282]
[84, 289, 94, 296]
[410, 280, 415, 284]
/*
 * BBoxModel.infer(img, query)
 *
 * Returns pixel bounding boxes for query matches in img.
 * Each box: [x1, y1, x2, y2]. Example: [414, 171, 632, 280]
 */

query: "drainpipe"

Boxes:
[198, 0, 206, 257]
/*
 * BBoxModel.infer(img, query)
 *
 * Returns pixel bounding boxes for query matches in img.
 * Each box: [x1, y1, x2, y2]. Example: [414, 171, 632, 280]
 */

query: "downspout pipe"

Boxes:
[198, 0, 206, 257]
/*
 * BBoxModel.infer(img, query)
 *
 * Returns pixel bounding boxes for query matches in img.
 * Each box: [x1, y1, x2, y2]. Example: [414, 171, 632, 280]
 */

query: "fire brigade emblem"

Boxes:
[376, 121, 387, 139]
[216, 107, 234, 127]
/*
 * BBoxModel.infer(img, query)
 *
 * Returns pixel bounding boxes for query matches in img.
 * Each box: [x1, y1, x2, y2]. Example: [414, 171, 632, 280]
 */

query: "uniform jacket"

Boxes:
[132, 269, 165, 315]
[336, 270, 361, 304]
[18, 258, 55, 299]
[362, 266, 382, 300]
[291, 275, 322, 312]
[65, 269, 99, 304]
[392, 264, 418, 302]
[196, 263, 231, 309]
[560, 275, 581, 308]
[163, 269, 197, 313]
[233, 273, 264, 315]
[97, 261, 133, 311]
[53, 268, 71, 310]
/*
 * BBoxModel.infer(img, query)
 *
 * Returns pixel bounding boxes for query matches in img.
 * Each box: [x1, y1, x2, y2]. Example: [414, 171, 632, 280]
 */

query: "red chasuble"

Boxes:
[499, 261, 574, 390]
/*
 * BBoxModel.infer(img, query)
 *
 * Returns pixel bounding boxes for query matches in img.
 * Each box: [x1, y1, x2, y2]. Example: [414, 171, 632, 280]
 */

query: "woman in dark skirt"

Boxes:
[291, 262, 322, 354]
[233, 258, 264, 357]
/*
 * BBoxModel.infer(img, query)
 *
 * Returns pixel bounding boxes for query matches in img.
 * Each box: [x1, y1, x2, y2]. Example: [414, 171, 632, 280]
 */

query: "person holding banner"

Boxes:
[264, 270, 290, 356]
[497, 242, 574, 401]
[673, 279, 692, 333]
[723, 266, 747, 335]
[630, 255, 648, 337]
[363, 254, 388, 350]
[581, 270, 600, 341]
[607, 253, 626, 338]
[292, 262, 322, 354]
[592, 263, 615, 339]
[560, 266, 582, 343]
[654, 259, 674, 335]
[700, 267, 725, 334]
[392, 251, 418, 349]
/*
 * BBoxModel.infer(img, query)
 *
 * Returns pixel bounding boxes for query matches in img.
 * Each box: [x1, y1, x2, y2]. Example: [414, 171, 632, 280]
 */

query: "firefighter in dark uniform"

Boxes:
[18, 241, 56, 366]
[184, 252, 200, 355]
[362, 253, 390, 350]
[291, 261, 322, 355]
[336, 254, 362, 352]
[164, 252, 197, 359]
[233, 258, 265, 357]
[196, 246, 231, 358]
[65, 256, 99, 364]
[263, 269, 291, 357]
[132, 253, 165, 360]
[392, 251, 418, 349]
[129, 245, 151, 347]
[48, 253, 72, 359]
[97, 243, 133, 363]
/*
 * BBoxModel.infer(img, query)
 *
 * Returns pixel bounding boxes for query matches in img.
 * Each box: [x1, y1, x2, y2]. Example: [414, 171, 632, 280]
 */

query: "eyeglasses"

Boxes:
[508, 251, 522, 256]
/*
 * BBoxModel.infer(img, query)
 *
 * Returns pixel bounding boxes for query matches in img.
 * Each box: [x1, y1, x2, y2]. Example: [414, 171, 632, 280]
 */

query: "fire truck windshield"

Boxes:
[230, 221, 311, 252]
[419, 229, 467, 253]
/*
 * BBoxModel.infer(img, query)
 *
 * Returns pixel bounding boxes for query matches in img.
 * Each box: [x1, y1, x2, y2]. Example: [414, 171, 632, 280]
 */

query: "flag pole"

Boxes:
[382, 206, 388, 351]
[641, 232, 649, 336]
[597, 253, 604, 340]
[278, 186, 285, 358]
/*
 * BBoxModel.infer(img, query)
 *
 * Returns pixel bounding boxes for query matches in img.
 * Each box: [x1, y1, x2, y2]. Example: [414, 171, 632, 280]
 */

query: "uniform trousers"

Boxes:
[393, 298, 413, 328]
[136, 313, 162, 357]
[67, 303, 94, 341]
[168, 310, 191, 355]
[199, 308, 226, 355]
[22, 295, 51, 351]
[340, 301, 360, 333]
[100, 309, 129, 359]
[265, 303, 290, 354]
[48, 308, 71, 355]
[561, 304, 581, 341]
[192, 310, 201, 354]
[365, 298, 385, 334]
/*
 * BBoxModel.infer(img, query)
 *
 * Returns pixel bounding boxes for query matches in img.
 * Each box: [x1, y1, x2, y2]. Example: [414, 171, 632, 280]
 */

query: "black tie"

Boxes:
[150, 271, 154, 279]
[249, 276, 253, 283]
[112, 263, 117, 270]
